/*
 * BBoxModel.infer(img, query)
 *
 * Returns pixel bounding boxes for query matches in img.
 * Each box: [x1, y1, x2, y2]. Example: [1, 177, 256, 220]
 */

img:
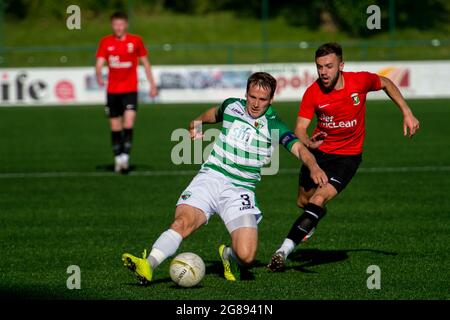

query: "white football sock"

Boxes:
[278, 238, 296, 258]
[147, 229, 182, 269]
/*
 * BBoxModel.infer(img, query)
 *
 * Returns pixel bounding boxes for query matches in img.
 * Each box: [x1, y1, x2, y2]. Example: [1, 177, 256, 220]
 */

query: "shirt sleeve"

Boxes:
[297, 87, 315, 119]
[269, 115, 299, 152]
[216, 98, 235, 122]
[96, 38, 107, 59]
[136, 37, 148, 57]
[359, 71, 382, 92]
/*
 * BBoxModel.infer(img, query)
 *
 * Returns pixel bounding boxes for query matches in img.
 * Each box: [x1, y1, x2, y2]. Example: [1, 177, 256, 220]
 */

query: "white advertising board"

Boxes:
[0, 60, 449, 106]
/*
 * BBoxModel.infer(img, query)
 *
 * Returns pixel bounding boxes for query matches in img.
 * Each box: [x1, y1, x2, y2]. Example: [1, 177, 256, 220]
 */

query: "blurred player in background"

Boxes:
[121, 72, 328, 284]
[96, 12, 158, 173]
[268, 42, 420, 271]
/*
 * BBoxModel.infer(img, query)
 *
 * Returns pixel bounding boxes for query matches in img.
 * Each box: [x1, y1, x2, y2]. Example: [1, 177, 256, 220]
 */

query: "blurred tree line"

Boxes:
[3, 0, 450, 36]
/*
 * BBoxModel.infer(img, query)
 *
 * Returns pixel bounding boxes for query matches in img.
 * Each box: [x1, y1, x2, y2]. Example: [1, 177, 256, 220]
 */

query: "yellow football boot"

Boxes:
[218, 244, 240, 281]
[122, 249, 153, 285]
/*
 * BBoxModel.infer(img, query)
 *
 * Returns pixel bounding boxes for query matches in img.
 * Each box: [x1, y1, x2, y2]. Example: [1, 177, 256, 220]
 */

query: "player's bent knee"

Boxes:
[172, 205, 205, 238]
[239, 255, 255, 266]
[235, 247, 256, 266]
[231, 230, 257, 266]
[309, 193, 327, 207]
[309, 189, 337, 207]
[171, 215, 194, 239]
[297, 187, 314, 208]
[170, 218, 190, 238]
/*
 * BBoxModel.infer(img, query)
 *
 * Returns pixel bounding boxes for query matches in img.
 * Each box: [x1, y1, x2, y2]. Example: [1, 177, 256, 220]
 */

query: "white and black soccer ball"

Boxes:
[170, 252, 205, 287]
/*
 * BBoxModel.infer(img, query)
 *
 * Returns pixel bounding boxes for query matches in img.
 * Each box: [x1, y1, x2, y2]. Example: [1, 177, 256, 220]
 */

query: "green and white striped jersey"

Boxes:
[200, 98, 299, 190]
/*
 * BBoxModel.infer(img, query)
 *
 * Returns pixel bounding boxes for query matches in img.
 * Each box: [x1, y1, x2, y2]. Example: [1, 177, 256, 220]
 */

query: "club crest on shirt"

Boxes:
[127, 43, 134, 53]
[351, 93, 360, 106]
[254, 121, 264, 129]
[181, 191, 192, 200]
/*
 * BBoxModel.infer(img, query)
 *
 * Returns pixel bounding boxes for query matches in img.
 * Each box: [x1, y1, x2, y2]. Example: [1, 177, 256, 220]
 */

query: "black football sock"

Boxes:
[286, 203, 325, 245]
[122, 128, 133, 155]
[111, 130, 123, 156]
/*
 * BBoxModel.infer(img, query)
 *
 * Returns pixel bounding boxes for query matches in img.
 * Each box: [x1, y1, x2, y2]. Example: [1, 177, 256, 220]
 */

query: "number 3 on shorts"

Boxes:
[240, 194, 251, 206]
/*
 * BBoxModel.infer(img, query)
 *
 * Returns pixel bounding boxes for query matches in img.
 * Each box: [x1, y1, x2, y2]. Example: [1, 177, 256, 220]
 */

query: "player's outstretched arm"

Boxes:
[380, 76, 420, 138]
[189, 107, 220, 139]
[290, 141, 328, 187]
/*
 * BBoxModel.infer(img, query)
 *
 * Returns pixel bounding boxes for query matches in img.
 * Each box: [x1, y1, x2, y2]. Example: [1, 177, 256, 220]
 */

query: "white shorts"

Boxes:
[176, 169, 262, 233]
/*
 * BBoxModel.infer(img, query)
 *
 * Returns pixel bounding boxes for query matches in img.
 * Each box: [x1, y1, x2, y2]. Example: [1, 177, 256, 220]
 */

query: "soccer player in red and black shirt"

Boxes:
[268, 43, 420, 271]
[96, 12, 158, 173]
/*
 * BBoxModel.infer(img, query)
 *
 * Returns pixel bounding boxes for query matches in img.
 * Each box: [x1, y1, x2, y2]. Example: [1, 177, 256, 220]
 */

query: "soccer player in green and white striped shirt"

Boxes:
[122, 72, 328, 283]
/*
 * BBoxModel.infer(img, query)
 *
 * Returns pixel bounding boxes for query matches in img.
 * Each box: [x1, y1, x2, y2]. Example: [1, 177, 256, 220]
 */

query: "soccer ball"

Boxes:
[170, 252, 205, 287]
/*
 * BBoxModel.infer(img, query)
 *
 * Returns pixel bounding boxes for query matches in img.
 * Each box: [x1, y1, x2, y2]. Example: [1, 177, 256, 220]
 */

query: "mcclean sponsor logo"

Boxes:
[319, 114, 357, 129]
[321, 119, 357, 128]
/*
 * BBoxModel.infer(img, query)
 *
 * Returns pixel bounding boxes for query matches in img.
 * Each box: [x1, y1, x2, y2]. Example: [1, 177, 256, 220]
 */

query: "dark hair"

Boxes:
[315, 42, 343, 61]
[246, 72, 277, 98]
[110, 11, 128, 21]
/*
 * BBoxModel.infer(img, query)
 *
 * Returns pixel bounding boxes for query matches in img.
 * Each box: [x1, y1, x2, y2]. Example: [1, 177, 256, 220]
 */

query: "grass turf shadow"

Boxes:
[287, 248, 398, 273]
[121, 259, 266, 287]
[205, 260, 268, 281]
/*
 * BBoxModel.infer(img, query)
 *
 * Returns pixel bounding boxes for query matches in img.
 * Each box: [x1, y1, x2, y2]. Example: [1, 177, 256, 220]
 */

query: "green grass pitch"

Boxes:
[0, 99, 449, 300]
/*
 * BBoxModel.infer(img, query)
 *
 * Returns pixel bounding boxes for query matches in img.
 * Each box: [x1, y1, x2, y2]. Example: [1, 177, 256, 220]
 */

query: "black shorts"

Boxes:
[105, 92, 138, 118]
[299, 149, 362, 193]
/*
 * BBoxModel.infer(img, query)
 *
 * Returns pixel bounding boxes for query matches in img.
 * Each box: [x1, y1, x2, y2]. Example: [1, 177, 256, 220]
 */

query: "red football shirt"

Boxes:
[96, 33, 148, 94]
[298, 71, 382, 155]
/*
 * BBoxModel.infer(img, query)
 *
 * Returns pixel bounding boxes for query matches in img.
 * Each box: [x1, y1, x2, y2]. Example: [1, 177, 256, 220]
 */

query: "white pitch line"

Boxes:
[0, 166, 449, 179]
